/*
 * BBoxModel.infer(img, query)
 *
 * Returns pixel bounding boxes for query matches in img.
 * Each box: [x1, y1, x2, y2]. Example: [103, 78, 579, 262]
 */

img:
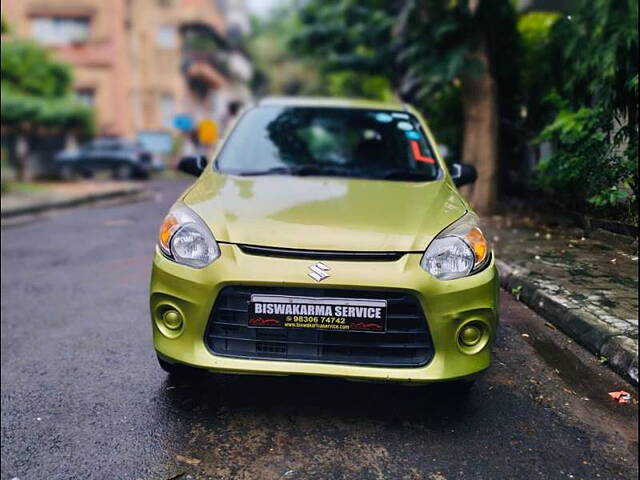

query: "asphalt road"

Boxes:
[1, 179, 637, 480]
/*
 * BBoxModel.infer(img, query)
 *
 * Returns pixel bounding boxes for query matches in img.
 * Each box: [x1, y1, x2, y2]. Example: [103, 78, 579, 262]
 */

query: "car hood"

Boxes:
[182, 171, 468, 252]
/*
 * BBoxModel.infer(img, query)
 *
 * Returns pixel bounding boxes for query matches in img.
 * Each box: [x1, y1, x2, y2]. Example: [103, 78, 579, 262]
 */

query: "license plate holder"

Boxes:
[248, 295, 387, 333]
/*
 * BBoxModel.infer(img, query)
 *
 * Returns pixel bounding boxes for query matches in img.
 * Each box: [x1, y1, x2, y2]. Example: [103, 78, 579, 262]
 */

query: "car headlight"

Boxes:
[158, 204, 220, 268]
[420, 212, 490, 280]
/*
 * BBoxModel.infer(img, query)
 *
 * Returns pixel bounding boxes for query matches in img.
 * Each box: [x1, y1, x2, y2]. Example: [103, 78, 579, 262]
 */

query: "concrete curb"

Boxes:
[1, 186, 146, 219]
[497, 259, 638, 386]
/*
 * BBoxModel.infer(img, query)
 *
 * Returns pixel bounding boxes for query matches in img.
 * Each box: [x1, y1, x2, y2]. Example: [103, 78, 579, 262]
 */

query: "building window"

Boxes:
[31, 16, 90, 45]
[75, 88, 95, 106]
[159, 94, 175, 128]
[156, 24, 177, 49]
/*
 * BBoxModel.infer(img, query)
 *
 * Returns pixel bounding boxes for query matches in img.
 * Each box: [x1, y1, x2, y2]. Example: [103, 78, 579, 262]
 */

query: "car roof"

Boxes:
[257, 96, 408, 112]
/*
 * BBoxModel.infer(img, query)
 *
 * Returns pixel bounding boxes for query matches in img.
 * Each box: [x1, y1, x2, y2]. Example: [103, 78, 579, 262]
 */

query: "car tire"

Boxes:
[157, 355, 198, 378]
[135, 170, 150, 180]
[58, 164, 76, 181]
[113, 164, 134, 180]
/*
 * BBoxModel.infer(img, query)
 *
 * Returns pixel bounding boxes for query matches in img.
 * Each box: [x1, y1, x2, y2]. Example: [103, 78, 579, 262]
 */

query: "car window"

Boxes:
[216, 106, 439, 181]
[89, 139, 125, 151]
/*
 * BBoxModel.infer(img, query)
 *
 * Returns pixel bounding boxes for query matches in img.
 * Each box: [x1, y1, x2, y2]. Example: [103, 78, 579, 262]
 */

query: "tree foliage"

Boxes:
[394, 0, 520, 190]
[247, 6, 323, 96]
[517, 11, 561, 134]
[536, 0, 638, 219]
[1, 38, 94, 135]
[253, 0, 638, 221]
[291, 0, 520, 200]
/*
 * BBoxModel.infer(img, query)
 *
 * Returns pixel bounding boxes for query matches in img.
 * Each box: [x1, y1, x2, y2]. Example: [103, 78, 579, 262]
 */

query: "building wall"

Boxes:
[127, 0, 229, 135]
[2, 0, 133, 137]
[2, 0, 227, 138]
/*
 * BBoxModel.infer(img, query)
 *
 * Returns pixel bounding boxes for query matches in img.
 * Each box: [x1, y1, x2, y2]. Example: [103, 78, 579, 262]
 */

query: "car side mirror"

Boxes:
[449, 162, 477, 187]
[177, 155, 207, 176]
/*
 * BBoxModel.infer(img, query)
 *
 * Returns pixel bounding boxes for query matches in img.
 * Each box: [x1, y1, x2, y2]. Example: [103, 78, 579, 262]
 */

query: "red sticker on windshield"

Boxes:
[410, 140, 435, 164]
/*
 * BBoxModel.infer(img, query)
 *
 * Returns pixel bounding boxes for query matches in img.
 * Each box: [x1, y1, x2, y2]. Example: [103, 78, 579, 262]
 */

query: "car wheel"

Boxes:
[135, 170, 150, 180]
[157, 355, 198, 378]
[58, 164, 76, 181]
[113, 164, 134, 180]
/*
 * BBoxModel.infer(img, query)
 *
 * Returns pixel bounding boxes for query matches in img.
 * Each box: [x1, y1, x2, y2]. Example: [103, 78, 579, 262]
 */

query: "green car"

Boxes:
[151, 97, 499, 388]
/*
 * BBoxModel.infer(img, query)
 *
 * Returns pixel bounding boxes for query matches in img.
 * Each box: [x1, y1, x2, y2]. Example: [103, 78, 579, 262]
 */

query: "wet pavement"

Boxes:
[1, 179, 638, 480]
[1, 180, 142, 217]
[483, 215, 638, 337]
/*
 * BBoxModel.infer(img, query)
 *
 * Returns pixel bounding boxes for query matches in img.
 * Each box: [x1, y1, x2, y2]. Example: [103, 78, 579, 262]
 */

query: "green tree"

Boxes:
[1, 35, 94, 179]
[1, 39, 94, 133]
[536, 0, 638, 221]
[517, 11, 561, 135]
[292, 0, 520, 214]
[247, 6, 323, 96]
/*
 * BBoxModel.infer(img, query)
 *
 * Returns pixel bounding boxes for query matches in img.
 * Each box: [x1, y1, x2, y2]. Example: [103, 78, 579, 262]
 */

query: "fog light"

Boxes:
[162, 309, 183, 330]
[460, 324, 482, 346]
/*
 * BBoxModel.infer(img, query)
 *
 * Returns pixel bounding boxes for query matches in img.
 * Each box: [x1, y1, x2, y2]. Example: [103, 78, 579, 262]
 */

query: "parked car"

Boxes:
[151, 97, 498, 392]
[54, 137, 157, 180]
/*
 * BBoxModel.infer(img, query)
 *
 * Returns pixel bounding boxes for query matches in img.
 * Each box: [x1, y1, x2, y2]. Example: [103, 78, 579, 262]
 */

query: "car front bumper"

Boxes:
[150, 244, 499, 383]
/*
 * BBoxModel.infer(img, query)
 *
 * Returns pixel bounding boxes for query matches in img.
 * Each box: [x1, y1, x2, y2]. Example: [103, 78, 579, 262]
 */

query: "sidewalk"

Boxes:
[1, 181, 145, 219]
[483, 212, 638, 385]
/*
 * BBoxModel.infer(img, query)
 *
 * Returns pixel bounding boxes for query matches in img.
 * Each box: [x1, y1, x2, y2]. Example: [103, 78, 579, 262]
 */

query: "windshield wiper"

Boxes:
[233, 166, 295, 176]
[230, 165, 433, 180]
[232, 165, 359, 177]
[289, 165, 357, 177]
[373, 169, 435, 181]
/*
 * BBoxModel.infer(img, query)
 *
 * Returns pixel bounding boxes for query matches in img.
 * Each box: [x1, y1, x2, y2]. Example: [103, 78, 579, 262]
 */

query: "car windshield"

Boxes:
[85, 138, 140, 151]
[216, 106, 440, 181]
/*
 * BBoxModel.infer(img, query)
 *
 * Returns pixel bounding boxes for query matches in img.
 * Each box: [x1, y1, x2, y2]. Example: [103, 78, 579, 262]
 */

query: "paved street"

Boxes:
[1, 179, 638, 480]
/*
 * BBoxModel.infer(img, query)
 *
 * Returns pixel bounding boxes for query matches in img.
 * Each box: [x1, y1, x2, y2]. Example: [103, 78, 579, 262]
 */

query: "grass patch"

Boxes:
[1, 182, 52, 195]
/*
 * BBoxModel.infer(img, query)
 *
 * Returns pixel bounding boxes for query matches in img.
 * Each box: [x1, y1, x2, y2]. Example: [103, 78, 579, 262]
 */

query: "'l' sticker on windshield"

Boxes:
[410, 140, 435, 164]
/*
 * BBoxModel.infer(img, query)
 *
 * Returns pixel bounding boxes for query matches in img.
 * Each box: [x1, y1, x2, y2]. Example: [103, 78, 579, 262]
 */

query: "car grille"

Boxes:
[205, 286, 434, 367]
[238, 244, 405, 261]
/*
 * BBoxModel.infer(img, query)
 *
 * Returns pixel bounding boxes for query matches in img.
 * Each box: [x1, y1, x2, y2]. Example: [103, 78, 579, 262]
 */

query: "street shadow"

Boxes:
[157, 368, 480, 430]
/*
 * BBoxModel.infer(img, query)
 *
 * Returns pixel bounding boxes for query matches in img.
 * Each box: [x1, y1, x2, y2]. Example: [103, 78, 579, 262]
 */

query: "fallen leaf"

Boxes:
[608, 390, 632, 404]
[166, 473, 186, 480]
[544, 322, 556, 330]
[176, 454, 202, 465]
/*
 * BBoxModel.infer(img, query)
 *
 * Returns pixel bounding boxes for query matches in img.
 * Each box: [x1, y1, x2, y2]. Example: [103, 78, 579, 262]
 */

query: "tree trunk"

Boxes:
[459, 46, 499, 215]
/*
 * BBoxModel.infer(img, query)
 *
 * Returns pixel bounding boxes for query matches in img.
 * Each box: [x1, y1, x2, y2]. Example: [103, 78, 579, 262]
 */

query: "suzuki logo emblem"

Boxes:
[308, 262, 330, 282]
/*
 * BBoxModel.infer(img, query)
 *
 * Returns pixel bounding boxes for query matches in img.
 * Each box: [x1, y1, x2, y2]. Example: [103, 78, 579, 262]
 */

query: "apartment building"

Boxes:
[1, 0, 252, 140]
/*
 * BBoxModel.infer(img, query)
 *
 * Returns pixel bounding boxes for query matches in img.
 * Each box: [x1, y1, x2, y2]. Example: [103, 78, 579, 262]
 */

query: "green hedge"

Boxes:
[1, 88, 95, 135]
[1, 38, 95, 135]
